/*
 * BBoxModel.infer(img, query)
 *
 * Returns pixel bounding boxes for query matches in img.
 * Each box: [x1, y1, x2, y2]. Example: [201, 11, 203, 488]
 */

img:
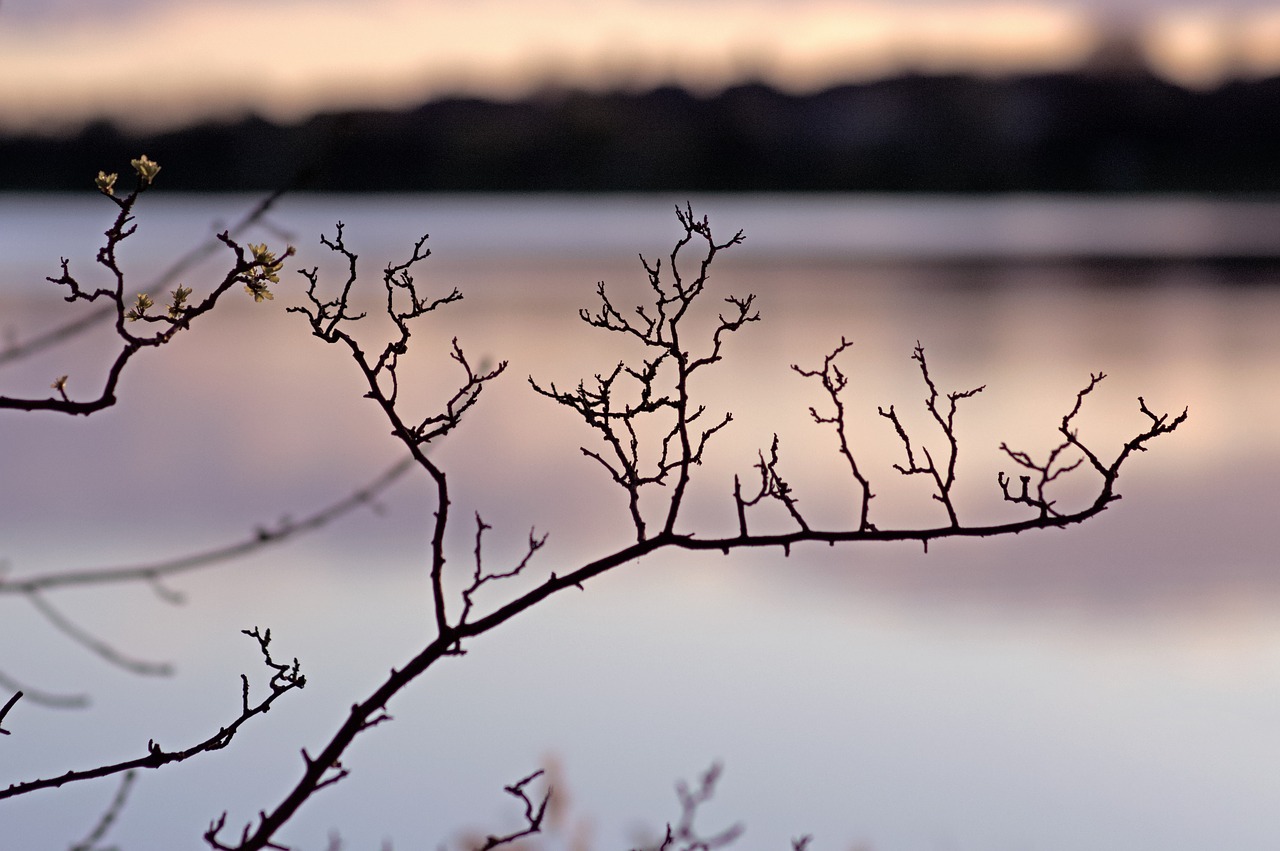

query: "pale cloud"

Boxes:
[1144, 7, 1280, 88]
[0, 0, 1100, 131]
[0, 0, 1273, 132]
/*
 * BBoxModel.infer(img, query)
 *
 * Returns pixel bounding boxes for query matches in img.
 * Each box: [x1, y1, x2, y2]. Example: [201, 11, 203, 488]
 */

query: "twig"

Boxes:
[0, 158, 292, 415]
[878, 342, 983, 528]
[0, 455, 415, 596]
[530, 203, 754, 542]
[26, 591, 172, 677]
[0, 628, 303, 801]
[793, 337, 876, 531]
[0, 669, 88, 710]
[0, 690, 20, 735]
[473, 769, 551, 851]
[0, 183, 293, 369]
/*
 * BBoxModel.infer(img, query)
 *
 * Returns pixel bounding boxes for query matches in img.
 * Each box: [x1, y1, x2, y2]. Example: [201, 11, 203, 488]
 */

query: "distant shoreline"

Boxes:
[6, 73, 1280, 195]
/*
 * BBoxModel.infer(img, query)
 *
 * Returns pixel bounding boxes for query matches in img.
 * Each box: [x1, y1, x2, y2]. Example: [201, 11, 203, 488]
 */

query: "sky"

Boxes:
[2, 0, 1280, 132]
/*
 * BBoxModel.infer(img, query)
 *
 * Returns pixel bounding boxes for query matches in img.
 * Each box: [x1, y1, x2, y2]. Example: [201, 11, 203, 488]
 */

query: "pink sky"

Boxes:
[2, 0, 1278, 132]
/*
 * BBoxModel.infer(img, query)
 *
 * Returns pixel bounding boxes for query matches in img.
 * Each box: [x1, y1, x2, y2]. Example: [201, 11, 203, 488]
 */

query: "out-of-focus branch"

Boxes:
[0, 455, 409, 724]
[0, 670, 88, 710]
[68, 770, 136, 851]
[0, 455, 415, 597]
[472, 769, 552, 851]
[26, 591, 172, 677]
[640, 763, 743, 851]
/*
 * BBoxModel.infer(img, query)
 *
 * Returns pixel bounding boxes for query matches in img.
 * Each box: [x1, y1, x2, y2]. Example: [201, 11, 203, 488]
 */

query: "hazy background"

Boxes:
[4, 0, 1280, 132]
[4, 1, 1280, 850]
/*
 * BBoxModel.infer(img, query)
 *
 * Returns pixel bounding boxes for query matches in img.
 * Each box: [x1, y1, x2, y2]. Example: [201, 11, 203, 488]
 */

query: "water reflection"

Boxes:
[2, 196, 1279, 850]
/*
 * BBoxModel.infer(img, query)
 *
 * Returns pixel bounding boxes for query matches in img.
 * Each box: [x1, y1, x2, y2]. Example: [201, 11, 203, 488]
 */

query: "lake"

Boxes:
[3, 193, 1280, 850]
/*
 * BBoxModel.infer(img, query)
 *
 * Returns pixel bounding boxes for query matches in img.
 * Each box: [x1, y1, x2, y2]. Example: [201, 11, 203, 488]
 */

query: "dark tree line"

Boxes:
[7, 71, 1280, 194]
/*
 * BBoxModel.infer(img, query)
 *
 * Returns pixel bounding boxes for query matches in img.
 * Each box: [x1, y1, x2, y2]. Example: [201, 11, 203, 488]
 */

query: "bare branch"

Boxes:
[1, 628, 303, 802]
[0, 160, 292, 416]
[532, 204, 755, 542]
[180, 205, 1185, 851]
[290, 224, 505, 639]
[0, 181, 293, 369]
[458, 515, 548, 635]
[472, 769, 552, 851]
[877, 342, 984, 527]
[792, 337, 876, 531]
[0, 690, 20, 735]
[997, 439, 1083, 519]
[734, 435, 809, 536]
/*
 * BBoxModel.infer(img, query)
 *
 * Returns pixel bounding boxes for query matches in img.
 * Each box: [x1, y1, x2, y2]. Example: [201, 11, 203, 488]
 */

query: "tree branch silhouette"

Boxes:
[0, 453, 414, 714]
[0, 181, 293, 370]
[471, 769, 552, 851]
[876, 341, 984, 529]
[0, 689, 20, 735]
[201, 206, 1182, 851]
[1, 628, 303, 801]
[2, 189, 1185, 850]
[0, 156, 291, 416]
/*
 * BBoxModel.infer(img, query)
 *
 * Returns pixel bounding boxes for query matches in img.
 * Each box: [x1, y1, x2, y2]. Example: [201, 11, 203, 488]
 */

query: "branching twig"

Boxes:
[0, 157, 292, 416]
[877, 342, 984, 528]
[292, 224, 505, 638]
[793, 337, 876, 531]
[530, 203, 754, 542]
[997, 439, 1083, 519]
[0, 181, 293, 369]
[642, 763, 744, 851]
[733, 435, 809, 537]
[458, 515, 548, 635]
[472, 769, 552, 851]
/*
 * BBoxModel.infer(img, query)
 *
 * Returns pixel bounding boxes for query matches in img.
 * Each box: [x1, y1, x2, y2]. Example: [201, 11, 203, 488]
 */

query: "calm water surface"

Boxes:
[2, 194, 1280, 850]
